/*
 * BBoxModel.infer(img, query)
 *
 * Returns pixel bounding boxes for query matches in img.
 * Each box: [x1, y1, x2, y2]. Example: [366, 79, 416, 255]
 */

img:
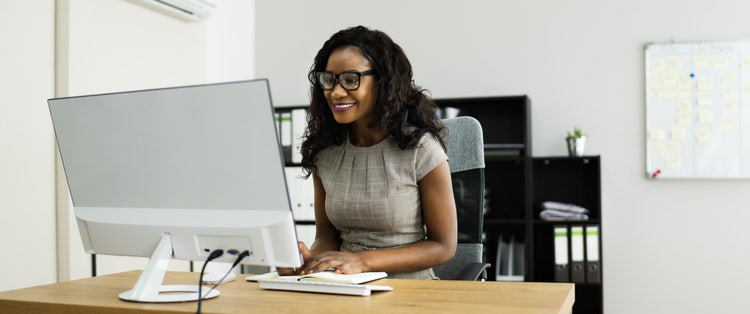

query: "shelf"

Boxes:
[435, 95, 531, 156]
[532, 219, 601, 225]
[484, 219, 526, 225]
[435, 96, 601, 313]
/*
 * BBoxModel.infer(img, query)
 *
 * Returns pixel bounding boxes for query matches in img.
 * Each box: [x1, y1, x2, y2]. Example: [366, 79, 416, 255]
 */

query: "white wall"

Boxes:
[205, 0, 255, 82]
[253, 1, 750, 313]
[0, 0, 56, 292]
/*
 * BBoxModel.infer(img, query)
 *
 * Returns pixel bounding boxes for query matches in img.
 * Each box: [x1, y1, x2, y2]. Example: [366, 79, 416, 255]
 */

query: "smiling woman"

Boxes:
[276, 26, 458, 280]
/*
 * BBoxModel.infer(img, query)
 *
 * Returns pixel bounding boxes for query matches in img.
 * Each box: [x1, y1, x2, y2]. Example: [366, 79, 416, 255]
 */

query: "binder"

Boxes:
[285, 167, 303, 220]
[279, 112, 292, 159]
[553, 226, 569, 282]
[290, 108, 307, 164]
[511, 239, 525, 281]
[585, 225, 601, 283]
[495, 234, 523, 281]
[570, 226, 585, 283]
[495, 235, 510, 281]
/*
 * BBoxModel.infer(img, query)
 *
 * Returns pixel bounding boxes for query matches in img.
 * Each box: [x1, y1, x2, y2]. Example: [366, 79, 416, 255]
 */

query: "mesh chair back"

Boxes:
[433, 116, 486, 280]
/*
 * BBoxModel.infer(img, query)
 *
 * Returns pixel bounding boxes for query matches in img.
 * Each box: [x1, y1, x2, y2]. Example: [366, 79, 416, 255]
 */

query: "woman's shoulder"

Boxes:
[416, 131, 444, 150]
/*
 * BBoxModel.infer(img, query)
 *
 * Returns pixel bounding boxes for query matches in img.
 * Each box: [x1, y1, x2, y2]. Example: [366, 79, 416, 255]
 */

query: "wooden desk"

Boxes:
[0, 270, 574, 313]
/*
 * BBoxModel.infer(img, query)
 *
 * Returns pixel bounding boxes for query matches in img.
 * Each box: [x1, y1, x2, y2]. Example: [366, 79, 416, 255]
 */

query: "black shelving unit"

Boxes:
[435, 96, 603, 314]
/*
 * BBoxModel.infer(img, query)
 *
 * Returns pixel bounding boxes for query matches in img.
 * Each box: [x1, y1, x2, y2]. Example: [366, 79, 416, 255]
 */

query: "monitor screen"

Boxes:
[48, 79, 302, 302]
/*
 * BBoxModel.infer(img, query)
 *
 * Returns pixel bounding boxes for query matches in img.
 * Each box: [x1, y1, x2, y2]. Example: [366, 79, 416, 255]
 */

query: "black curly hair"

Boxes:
[300, 26, 445, 178]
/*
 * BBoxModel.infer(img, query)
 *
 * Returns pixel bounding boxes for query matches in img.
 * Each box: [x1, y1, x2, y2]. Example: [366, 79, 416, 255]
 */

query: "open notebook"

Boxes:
[247, 271, 392, 296]
[246, 270, 387, 284]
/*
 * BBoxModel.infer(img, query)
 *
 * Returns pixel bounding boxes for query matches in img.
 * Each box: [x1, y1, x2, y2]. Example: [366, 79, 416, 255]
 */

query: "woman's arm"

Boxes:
[278, 172, 340, 275]
[298, 161, 457, 274]
[308, 172, 342, 255]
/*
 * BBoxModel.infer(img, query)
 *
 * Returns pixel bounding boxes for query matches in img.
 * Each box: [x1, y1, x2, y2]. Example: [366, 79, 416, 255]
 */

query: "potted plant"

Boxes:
[566, 127, 586, 157]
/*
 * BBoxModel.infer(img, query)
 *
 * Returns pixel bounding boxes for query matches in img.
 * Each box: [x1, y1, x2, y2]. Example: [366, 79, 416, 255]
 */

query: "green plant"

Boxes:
[567, 127, 585, 139]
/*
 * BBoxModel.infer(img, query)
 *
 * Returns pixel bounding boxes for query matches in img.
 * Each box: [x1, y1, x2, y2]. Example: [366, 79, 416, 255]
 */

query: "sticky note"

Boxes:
[724, 100, 738, 113]
[697, 77, 713, 91]
[720, 116, 734, 131]
[677, 112, 693, 125]
[695, 127, 712, 144]
[698, 110, 714, 124]
[671, 126, 687, 140]
[666, 141, 681, 155]
[697, 94, 713, 107]
[651, 142, 666, 156]
[713, 55, 729, 69]
[650, 58, 666, 73]
[741, 55, 750, 69]
[666, 155, 682, 169]
[668, 57, 684, 72]
[650, 128, 667, 141]
[678, 100, 692, 115]
[694, 55, 710, 68]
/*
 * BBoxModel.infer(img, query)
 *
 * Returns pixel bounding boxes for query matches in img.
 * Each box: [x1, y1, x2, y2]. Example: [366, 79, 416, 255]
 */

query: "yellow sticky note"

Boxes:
[698, 110, 714, 124]
[677, 112, 693, 125]
[697, 94, 713, 107]
[671, 126, 687, 140]
[678, 100, 692, 114]
[713, 55, 729, 69]
[650, 58, 666, 73]
[724, 100, 738, 113]
[694, 55, 710, 68]
[697, 77, 713, 91]
[651, 142, 666, 156]
[695, 127, 712, 144]
[741, 55, 750, 69]
[666, 155, 682, 169]
[668, 57, 684, 72]
[723, 88, 738, 100]
[720, 116, 734, 131]
[666, 141, 681, 154]
[649, 128, 667, 141]
[721, 71, 737, 83]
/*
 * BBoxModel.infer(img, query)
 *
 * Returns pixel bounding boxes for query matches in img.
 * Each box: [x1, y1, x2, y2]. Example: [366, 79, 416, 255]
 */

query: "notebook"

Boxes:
[246, 270, 387, 284]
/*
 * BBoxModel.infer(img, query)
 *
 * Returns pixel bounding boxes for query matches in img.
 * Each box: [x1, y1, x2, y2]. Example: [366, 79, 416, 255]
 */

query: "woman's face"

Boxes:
[323, 46, 376, 126]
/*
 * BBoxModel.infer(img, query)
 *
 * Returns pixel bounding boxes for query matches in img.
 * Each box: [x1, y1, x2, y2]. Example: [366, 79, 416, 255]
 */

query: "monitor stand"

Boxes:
[118, 233, 220, 303]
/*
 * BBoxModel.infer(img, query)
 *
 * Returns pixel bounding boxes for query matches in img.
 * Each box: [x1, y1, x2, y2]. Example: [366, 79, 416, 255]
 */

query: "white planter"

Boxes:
[566, 136, 586, 157]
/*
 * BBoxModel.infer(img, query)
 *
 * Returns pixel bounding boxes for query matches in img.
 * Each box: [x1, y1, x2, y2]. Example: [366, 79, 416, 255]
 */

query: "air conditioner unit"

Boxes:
[131, 0, 216, 22]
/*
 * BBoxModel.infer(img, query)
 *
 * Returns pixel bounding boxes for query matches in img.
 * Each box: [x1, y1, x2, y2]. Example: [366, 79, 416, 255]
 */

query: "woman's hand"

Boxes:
[298, 250, 366, 275]
[275, 241, 312, 276]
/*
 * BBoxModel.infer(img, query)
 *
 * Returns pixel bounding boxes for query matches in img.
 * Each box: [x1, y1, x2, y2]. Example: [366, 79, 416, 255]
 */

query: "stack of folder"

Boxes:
[540, 201, 589, 221]
[553, 225, 600, 284]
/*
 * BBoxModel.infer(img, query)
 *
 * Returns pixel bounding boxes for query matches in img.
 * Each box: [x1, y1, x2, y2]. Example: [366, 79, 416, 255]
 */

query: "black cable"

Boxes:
[202, 250, 250, 298]
[196, 249, 224, 314]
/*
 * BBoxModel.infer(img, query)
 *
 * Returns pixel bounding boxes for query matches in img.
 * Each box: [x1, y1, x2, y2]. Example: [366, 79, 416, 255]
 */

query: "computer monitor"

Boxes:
[48, 79, 302, 302]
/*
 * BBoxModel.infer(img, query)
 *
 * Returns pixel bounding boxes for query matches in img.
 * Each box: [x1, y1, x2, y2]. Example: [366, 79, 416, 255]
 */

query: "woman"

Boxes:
[291, 26, 456, 279]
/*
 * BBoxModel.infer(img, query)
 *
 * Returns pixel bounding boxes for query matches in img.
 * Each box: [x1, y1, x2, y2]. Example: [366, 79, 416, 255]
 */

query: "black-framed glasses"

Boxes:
[314, 70, 375, 91]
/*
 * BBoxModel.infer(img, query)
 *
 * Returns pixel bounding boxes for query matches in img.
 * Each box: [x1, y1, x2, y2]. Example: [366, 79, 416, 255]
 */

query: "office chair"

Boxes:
[434, 116, 492, 281]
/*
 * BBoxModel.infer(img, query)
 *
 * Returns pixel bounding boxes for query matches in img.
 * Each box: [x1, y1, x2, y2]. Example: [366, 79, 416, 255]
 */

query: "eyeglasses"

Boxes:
[314, 70, 375, 91]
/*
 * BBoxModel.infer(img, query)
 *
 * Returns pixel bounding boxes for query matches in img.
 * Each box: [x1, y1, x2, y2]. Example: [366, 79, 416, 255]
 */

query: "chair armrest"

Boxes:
[454, 262, 491, 281]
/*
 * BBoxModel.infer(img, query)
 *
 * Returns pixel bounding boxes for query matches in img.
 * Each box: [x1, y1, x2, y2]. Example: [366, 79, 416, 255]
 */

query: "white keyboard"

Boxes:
[257, 280, 393, 296]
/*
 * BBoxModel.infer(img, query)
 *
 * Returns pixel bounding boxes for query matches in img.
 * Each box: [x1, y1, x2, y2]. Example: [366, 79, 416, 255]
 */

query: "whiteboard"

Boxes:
[645, 40, 750, 179]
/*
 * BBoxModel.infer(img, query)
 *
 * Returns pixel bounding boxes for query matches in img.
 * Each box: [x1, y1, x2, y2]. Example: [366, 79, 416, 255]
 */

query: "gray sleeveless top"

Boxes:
[315, 133, 447, 279]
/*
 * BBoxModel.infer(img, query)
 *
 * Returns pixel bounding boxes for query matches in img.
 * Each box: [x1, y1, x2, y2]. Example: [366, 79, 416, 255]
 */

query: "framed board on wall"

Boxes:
[645, 40, 750, 179]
